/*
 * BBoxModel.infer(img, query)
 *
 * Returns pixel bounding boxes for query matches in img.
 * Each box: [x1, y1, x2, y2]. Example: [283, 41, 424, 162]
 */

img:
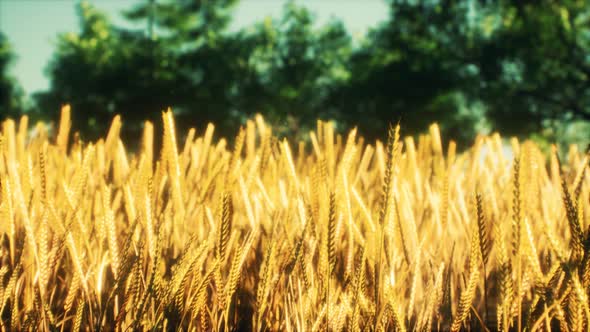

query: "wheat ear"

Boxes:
[451, 228, 481, 332]
[375, 123, 399, 327]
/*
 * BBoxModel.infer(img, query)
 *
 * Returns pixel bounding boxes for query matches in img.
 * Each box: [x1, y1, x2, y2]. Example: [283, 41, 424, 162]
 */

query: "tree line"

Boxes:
[1, 0, 589, 147]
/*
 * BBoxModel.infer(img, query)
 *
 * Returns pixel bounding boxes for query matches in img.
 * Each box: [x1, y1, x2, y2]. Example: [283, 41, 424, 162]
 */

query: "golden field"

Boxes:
[0, 106, 589, 331]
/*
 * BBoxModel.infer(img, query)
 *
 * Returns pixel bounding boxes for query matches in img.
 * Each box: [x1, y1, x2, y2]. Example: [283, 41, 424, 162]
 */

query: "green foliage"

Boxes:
[35, 1, 193, 140]
[0, 32, 24, 119]
[122, 0, 252, 134]
[333, 0, 484, 145]
[475, 0, 590, 140]
[28, 0, 590, 147]
[34, 0, 245, 140]
[243, 2, 352, 138]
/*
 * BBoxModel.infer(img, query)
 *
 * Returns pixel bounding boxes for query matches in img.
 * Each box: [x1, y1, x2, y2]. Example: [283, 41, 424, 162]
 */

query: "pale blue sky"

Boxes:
[0, 0, 388, 96]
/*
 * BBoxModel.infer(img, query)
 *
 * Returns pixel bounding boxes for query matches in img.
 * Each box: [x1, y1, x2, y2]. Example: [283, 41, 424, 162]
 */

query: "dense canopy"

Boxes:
[1, 0, 589, 147]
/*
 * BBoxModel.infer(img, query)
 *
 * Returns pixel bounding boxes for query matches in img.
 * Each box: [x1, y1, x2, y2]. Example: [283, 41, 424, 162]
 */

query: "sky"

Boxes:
[0, 0, 389, 96]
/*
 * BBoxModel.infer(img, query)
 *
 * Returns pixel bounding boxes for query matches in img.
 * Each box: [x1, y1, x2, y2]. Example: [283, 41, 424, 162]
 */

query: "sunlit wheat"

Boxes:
[0, 106, 588, 331]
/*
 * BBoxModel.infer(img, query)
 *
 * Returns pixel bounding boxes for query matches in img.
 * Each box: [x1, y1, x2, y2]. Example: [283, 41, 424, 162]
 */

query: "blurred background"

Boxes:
[0, 0, 589, 150]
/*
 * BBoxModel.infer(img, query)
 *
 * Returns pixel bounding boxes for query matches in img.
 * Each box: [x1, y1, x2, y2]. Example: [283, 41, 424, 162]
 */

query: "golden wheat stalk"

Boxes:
[451, 228, 481, 332]
[2, 110, 590, 330]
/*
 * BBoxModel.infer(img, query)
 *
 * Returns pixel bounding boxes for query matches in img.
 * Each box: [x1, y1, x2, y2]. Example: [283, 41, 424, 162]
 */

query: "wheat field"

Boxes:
[0, 106, 589, 331]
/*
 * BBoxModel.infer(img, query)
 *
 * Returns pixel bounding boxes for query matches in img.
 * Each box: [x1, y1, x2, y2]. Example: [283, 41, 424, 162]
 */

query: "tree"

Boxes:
[474, 0, 590, 142]
[330, 0, 485, 146]
[0, 32, 24, 120]
[37, 0, 352, 140]
[242, 2, 352, 137]
[34, 1, 188, 141]
[35, 0, 248, 141]
[122, 0, 256, 137]
[33, 0, 589, 147]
